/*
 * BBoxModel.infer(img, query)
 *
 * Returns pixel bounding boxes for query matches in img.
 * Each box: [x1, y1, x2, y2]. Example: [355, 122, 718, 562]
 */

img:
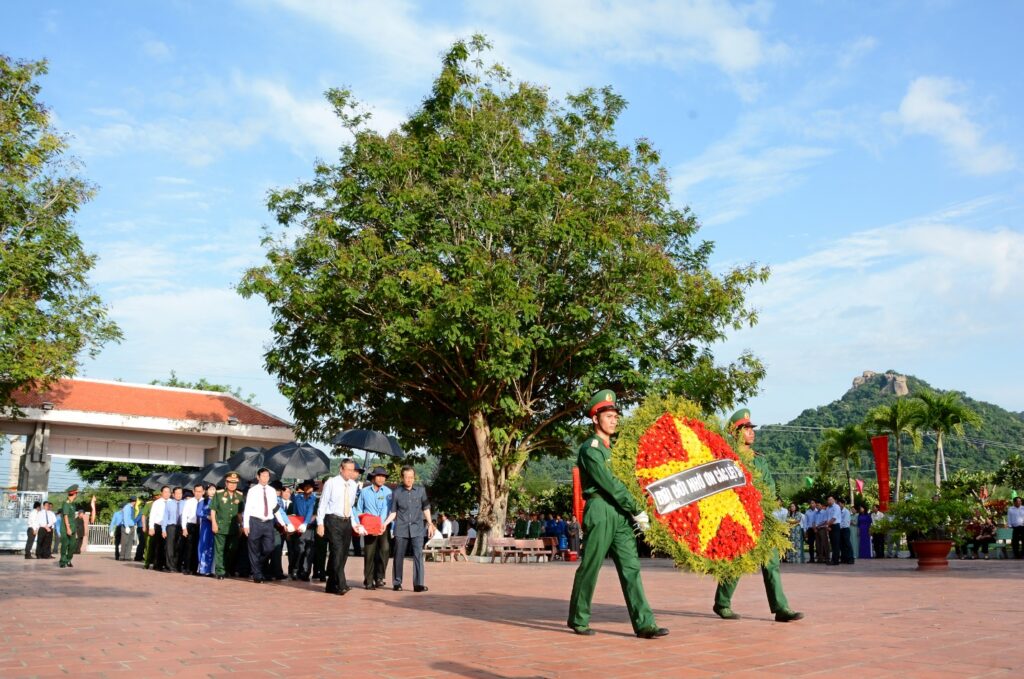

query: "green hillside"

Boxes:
[756, 371, 1024, 481]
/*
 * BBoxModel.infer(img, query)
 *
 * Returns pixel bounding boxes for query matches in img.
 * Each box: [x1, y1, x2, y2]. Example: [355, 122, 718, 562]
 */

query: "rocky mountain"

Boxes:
[756, 371, 1024, 479]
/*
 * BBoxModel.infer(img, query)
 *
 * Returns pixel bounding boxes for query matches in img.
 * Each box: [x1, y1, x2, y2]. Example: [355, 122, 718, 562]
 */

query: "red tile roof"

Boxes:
[13, 378, 291, 428]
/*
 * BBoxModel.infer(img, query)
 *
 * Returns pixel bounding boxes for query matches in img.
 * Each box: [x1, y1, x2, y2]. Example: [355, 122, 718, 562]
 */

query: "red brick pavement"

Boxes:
[1, 554, 1022, 678]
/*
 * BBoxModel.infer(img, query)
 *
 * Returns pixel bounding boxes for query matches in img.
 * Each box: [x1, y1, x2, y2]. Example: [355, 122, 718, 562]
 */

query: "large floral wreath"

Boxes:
[610, 394, 790, 581]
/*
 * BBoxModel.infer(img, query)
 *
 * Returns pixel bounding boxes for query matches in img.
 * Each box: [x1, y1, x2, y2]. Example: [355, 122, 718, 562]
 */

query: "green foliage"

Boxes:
[149, 370, 260, 405]
[993, 454, 1024, 492]
[786, 478, 847, 508]
[818, 423, 870, 502]
[916, 389, 983, 488]
[612, 393, 790, 581]
[757, 372, 1022, 483]
[238, 36, 768, 535]
[0, 56, 121, 409]
[880, 495, 974, 541]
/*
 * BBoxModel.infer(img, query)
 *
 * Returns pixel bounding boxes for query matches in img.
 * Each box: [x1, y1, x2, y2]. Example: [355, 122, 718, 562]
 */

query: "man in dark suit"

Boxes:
[387, 466, 435, 592]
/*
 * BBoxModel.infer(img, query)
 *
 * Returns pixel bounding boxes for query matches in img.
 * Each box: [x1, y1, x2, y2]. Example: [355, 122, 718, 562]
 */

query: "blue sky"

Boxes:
[4, 1, 1023, 428]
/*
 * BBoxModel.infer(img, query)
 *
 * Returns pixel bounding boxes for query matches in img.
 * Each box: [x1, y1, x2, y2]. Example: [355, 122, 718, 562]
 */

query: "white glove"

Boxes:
[285, 523, 295, 533]
[298, 523, 307, 533]
[632, 512, 651, 532]
[355, 524, 368, 536]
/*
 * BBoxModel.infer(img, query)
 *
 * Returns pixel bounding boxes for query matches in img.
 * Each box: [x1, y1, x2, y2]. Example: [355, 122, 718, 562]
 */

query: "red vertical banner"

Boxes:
[572, 466, 585, 525]
[871, 435, 891, 511]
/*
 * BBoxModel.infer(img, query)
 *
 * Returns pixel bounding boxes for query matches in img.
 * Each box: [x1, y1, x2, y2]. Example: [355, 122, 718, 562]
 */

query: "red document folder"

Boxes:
[359, 513, 383, 535]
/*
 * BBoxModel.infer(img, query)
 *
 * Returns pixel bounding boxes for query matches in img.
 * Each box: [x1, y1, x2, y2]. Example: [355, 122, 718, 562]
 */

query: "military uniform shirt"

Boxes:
[577, 435, 642, 516]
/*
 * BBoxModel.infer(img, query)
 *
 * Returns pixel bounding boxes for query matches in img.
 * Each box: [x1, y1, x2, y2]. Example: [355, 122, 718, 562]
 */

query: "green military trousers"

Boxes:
[567, 497, 656, 634]
[59, 533, 77, 566]
[714, 548, 790, 613]
[213, 528, 239, 576]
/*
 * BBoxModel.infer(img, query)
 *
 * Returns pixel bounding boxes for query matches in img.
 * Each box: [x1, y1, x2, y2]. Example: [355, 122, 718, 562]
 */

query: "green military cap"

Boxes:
[224, 471, 240, 482]
[587, 389, 620, 417]
[729, 408, 754, 430]
[65, 484, 79, 494]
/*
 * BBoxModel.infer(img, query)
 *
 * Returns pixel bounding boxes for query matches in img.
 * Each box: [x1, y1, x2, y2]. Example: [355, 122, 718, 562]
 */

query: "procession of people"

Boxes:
[90, 461, 443, 597]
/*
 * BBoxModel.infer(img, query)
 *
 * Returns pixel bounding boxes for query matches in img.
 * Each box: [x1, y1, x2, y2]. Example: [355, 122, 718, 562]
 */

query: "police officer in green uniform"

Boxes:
[713, 408, 803, 623]
[567, 390, 669, 639]
[210, 471, 245, 579]
[58, 485, 79, 568]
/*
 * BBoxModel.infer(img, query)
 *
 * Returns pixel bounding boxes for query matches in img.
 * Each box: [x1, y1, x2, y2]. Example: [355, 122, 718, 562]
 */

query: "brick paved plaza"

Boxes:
[1, 553, 1021, 678]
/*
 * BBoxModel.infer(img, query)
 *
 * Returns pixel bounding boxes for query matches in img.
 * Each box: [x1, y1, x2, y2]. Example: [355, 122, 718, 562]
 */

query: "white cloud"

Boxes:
[720, 197, 1024, 421]
[837, 36, 877, 69]
[81, 288, 291, 417]
[892, 76, 1015, 175]
[674, 140, 831, 225]
[142, 39, 173, 61]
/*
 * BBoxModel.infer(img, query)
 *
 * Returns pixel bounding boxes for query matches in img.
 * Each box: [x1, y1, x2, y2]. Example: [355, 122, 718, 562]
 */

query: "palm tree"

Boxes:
[915, 390, 982, 488]
[864, 398, 924, 504]
[819, 424, 870, 504]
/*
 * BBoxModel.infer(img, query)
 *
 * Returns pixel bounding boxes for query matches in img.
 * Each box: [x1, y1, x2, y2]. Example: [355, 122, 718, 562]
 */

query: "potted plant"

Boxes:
[881, 496, 974, 570]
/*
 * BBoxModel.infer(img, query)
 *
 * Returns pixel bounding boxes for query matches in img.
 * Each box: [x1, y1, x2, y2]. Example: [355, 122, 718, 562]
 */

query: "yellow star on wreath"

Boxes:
[671, 417, 758, 551]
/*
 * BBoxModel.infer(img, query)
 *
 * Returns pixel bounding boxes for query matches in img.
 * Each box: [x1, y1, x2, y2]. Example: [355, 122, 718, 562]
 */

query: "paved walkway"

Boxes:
[1, 553, 1022, 678]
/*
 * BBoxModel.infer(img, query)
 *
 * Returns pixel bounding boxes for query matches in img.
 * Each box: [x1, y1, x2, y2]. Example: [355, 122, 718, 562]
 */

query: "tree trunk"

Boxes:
[845, 458, 854, 505]
[934, 432, 944, 489]
[894, 437, 903, 504]
[469, 410, 510, 556]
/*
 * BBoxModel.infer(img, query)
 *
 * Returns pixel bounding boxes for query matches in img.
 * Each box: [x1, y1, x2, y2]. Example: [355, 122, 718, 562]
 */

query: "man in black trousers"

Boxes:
[243, 467, 291, 583]
[316, 459, 365, 594]
[387, 466, 435, 592]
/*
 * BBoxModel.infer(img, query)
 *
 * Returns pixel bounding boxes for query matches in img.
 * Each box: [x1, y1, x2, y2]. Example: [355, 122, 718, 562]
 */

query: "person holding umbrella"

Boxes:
[355, 466, 394, 589]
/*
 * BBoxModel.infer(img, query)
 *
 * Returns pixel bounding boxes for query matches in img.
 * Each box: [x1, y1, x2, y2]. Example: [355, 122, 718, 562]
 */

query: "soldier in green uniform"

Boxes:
[58, 485, 79, 568]
[713, 408, 803, 623]
[567, 389, 669, 639]
[210, 471, 245, 580]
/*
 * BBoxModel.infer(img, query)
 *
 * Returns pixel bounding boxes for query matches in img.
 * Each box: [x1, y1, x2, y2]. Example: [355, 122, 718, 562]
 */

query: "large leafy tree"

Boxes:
[240, 37, 769, 547]
[0, 56, 121, 410]
[67, 372, 256, 486]
[914, 390, 982, 488]
[818, 424, 869, 504]
[864, 398, 924, 503]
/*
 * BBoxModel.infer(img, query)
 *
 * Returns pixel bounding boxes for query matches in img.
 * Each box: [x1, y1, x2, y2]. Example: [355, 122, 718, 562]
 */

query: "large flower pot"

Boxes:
[912, 539, 953, 571]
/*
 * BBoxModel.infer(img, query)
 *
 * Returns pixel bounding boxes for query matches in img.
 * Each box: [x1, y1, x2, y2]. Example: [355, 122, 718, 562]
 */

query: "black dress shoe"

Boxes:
[774, 610, 804, 623]
[253, 578, 265, 584]
[365, 583, 376, 590]
[413, 585, 429, 592]
[393, 585, 403, 591]
[374, 579, 386, 588]
[216, 575, 224, 580]
[570, 626, 595, 636]
[636, 627, 669, 639]
[299, 575, 311, 582]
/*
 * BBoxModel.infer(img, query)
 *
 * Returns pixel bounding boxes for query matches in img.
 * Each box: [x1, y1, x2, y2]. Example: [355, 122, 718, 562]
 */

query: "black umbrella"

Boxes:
[331, 429, 405, 478]
[263, 442, 331, 481]
[141, 471, 170, 492]
[227, 446, 268, 482]
[164, 471, 193, 489]
[195, 460, 232, 487]
[331, 429, 404, 457]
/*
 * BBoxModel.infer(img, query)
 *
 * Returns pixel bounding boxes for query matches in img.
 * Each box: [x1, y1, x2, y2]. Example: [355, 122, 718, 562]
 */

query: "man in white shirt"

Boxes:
[243, 467, 292, 583]
[802, 502, 818, 563]
[25, 501, 42, 559]
[147, 486, 170, 571]
[316, 458, 366, 595]
[1008, 497, 1024, 559]
[870, 505, 886, 558]
[180, 484, 203, 575]
[439, 513, 453, 539]
[37, 502, 57, 558]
